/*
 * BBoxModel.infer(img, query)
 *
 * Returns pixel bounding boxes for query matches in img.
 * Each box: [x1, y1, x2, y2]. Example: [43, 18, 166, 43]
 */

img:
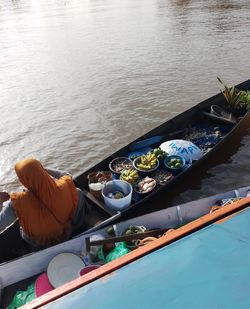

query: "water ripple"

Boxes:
[0, 0, 250, 202]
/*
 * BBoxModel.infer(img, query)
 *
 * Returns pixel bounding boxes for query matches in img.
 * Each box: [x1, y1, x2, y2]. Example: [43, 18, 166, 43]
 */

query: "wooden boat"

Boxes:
[74, 79, 250, 216]
[1, 185, 250, 308]
[1, 79, 250, 264]
[3, 189, 250, 308]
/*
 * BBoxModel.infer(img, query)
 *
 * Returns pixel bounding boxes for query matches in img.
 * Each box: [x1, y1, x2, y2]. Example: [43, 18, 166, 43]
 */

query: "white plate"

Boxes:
[47, 253, 84, 288]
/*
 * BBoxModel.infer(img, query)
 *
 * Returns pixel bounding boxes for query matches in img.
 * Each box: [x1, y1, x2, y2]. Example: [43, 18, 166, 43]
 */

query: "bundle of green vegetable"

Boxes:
[150, 148, 167, 161]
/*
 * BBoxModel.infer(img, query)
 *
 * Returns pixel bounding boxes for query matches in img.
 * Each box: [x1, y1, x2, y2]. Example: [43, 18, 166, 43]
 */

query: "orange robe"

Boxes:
[10, 158, 78, 247]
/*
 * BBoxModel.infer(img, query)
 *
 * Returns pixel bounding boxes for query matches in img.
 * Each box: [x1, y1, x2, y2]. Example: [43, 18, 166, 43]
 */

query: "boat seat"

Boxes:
[203, 105, 237, 125]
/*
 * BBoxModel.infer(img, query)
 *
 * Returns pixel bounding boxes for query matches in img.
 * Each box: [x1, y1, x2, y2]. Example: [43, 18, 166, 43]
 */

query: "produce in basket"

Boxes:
[120, 168, 139, 185]
[134, 153, 158, 171]
[134, 176, 156, 194]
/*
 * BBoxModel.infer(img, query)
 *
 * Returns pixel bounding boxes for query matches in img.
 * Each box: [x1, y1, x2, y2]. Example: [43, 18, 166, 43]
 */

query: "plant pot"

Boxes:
[226, 106, 246, 117]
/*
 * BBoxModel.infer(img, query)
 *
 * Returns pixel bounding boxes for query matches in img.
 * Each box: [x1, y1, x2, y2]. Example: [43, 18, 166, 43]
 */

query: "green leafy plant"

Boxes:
[217, 77, 243, 109]
[238, 90, 250, 110]
[217, 77, 250, 110]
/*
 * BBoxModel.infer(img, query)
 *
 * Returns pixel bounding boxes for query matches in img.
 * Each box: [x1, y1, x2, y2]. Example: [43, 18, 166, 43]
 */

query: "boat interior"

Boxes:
[75, 106, 241, 217]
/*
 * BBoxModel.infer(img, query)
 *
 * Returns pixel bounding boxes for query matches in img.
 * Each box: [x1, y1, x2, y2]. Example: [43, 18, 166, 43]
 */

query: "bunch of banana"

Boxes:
[120, 168, 139, 185]
[136, 153, 158, 170]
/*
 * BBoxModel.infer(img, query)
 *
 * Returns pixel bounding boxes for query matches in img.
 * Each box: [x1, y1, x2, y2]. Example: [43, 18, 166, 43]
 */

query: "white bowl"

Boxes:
[102, 180, 133, 212]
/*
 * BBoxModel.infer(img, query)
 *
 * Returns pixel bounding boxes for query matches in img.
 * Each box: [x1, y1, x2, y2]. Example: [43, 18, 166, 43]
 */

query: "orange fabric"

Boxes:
[10, 158, 78, 247]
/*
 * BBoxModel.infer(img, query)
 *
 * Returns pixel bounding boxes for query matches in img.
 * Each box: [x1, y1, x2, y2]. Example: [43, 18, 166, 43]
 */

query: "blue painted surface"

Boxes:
[45, 208, 250, 309]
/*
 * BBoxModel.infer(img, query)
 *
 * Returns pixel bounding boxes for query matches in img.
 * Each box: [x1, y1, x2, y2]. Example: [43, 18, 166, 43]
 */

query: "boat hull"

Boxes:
[14, 195, 250, 309]
[1, 185, 250, 293]
[74, 79, 250, 216]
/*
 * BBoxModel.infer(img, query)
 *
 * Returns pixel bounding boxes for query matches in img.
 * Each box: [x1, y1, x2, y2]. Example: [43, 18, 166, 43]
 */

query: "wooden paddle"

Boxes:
[85, 228, 169, 252]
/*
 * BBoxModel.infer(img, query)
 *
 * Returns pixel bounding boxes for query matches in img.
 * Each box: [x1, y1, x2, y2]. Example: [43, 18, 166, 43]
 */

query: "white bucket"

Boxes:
[102, 180, 132, 212]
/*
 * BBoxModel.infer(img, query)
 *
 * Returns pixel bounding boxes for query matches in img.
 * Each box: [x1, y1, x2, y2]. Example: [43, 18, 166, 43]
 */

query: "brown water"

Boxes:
[1, 0, 250, 204]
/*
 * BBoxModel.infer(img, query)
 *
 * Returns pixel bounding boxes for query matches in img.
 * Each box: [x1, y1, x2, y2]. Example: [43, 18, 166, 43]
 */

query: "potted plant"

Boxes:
[217, 77, 246, 116]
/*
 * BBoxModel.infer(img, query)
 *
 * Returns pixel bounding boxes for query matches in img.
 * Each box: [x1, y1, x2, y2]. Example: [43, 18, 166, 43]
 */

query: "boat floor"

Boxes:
[0, 206, 108, 264]
[79, 117, 236, 216]
[1, 275, 38, 309]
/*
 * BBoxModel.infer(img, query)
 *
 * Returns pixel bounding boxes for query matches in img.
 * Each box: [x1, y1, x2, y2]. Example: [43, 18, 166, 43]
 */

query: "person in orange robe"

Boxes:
[0, 158, 87, 248]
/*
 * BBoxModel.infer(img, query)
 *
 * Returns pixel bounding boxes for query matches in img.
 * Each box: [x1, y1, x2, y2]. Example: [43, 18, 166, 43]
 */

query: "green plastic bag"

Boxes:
[7, 282, 36, 309]
[105, 242, 131, 263]
[97, 242, 131, 263]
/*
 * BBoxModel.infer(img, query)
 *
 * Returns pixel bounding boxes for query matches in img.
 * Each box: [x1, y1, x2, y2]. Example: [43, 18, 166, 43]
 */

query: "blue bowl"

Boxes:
[128, 152, 144, 161]
[164, 155, 185, 175]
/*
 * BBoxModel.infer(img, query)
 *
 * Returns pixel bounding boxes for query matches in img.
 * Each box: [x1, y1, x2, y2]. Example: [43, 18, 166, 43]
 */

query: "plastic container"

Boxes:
[164, 155, 185, 175]
[79, 265, 101, 276]
[35, 273, 54, 297]
[87, 171, 112, 182]
[88, 181, 104, 200]
[102, 180, 133, 211]
[88, 234, 105, 262]
[88, 171, 112, 200]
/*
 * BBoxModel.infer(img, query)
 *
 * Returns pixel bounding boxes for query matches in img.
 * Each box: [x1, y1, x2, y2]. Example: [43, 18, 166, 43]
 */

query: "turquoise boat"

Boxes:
[24, 196, 250, 309]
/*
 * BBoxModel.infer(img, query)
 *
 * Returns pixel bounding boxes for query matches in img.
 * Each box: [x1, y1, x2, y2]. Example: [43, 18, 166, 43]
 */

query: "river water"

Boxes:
[1, 0, 250, 206]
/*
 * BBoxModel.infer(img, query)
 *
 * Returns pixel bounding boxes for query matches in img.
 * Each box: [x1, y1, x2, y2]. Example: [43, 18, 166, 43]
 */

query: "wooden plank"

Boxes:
[85, 228, 169, 252]
[81, 188, 116, 216]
